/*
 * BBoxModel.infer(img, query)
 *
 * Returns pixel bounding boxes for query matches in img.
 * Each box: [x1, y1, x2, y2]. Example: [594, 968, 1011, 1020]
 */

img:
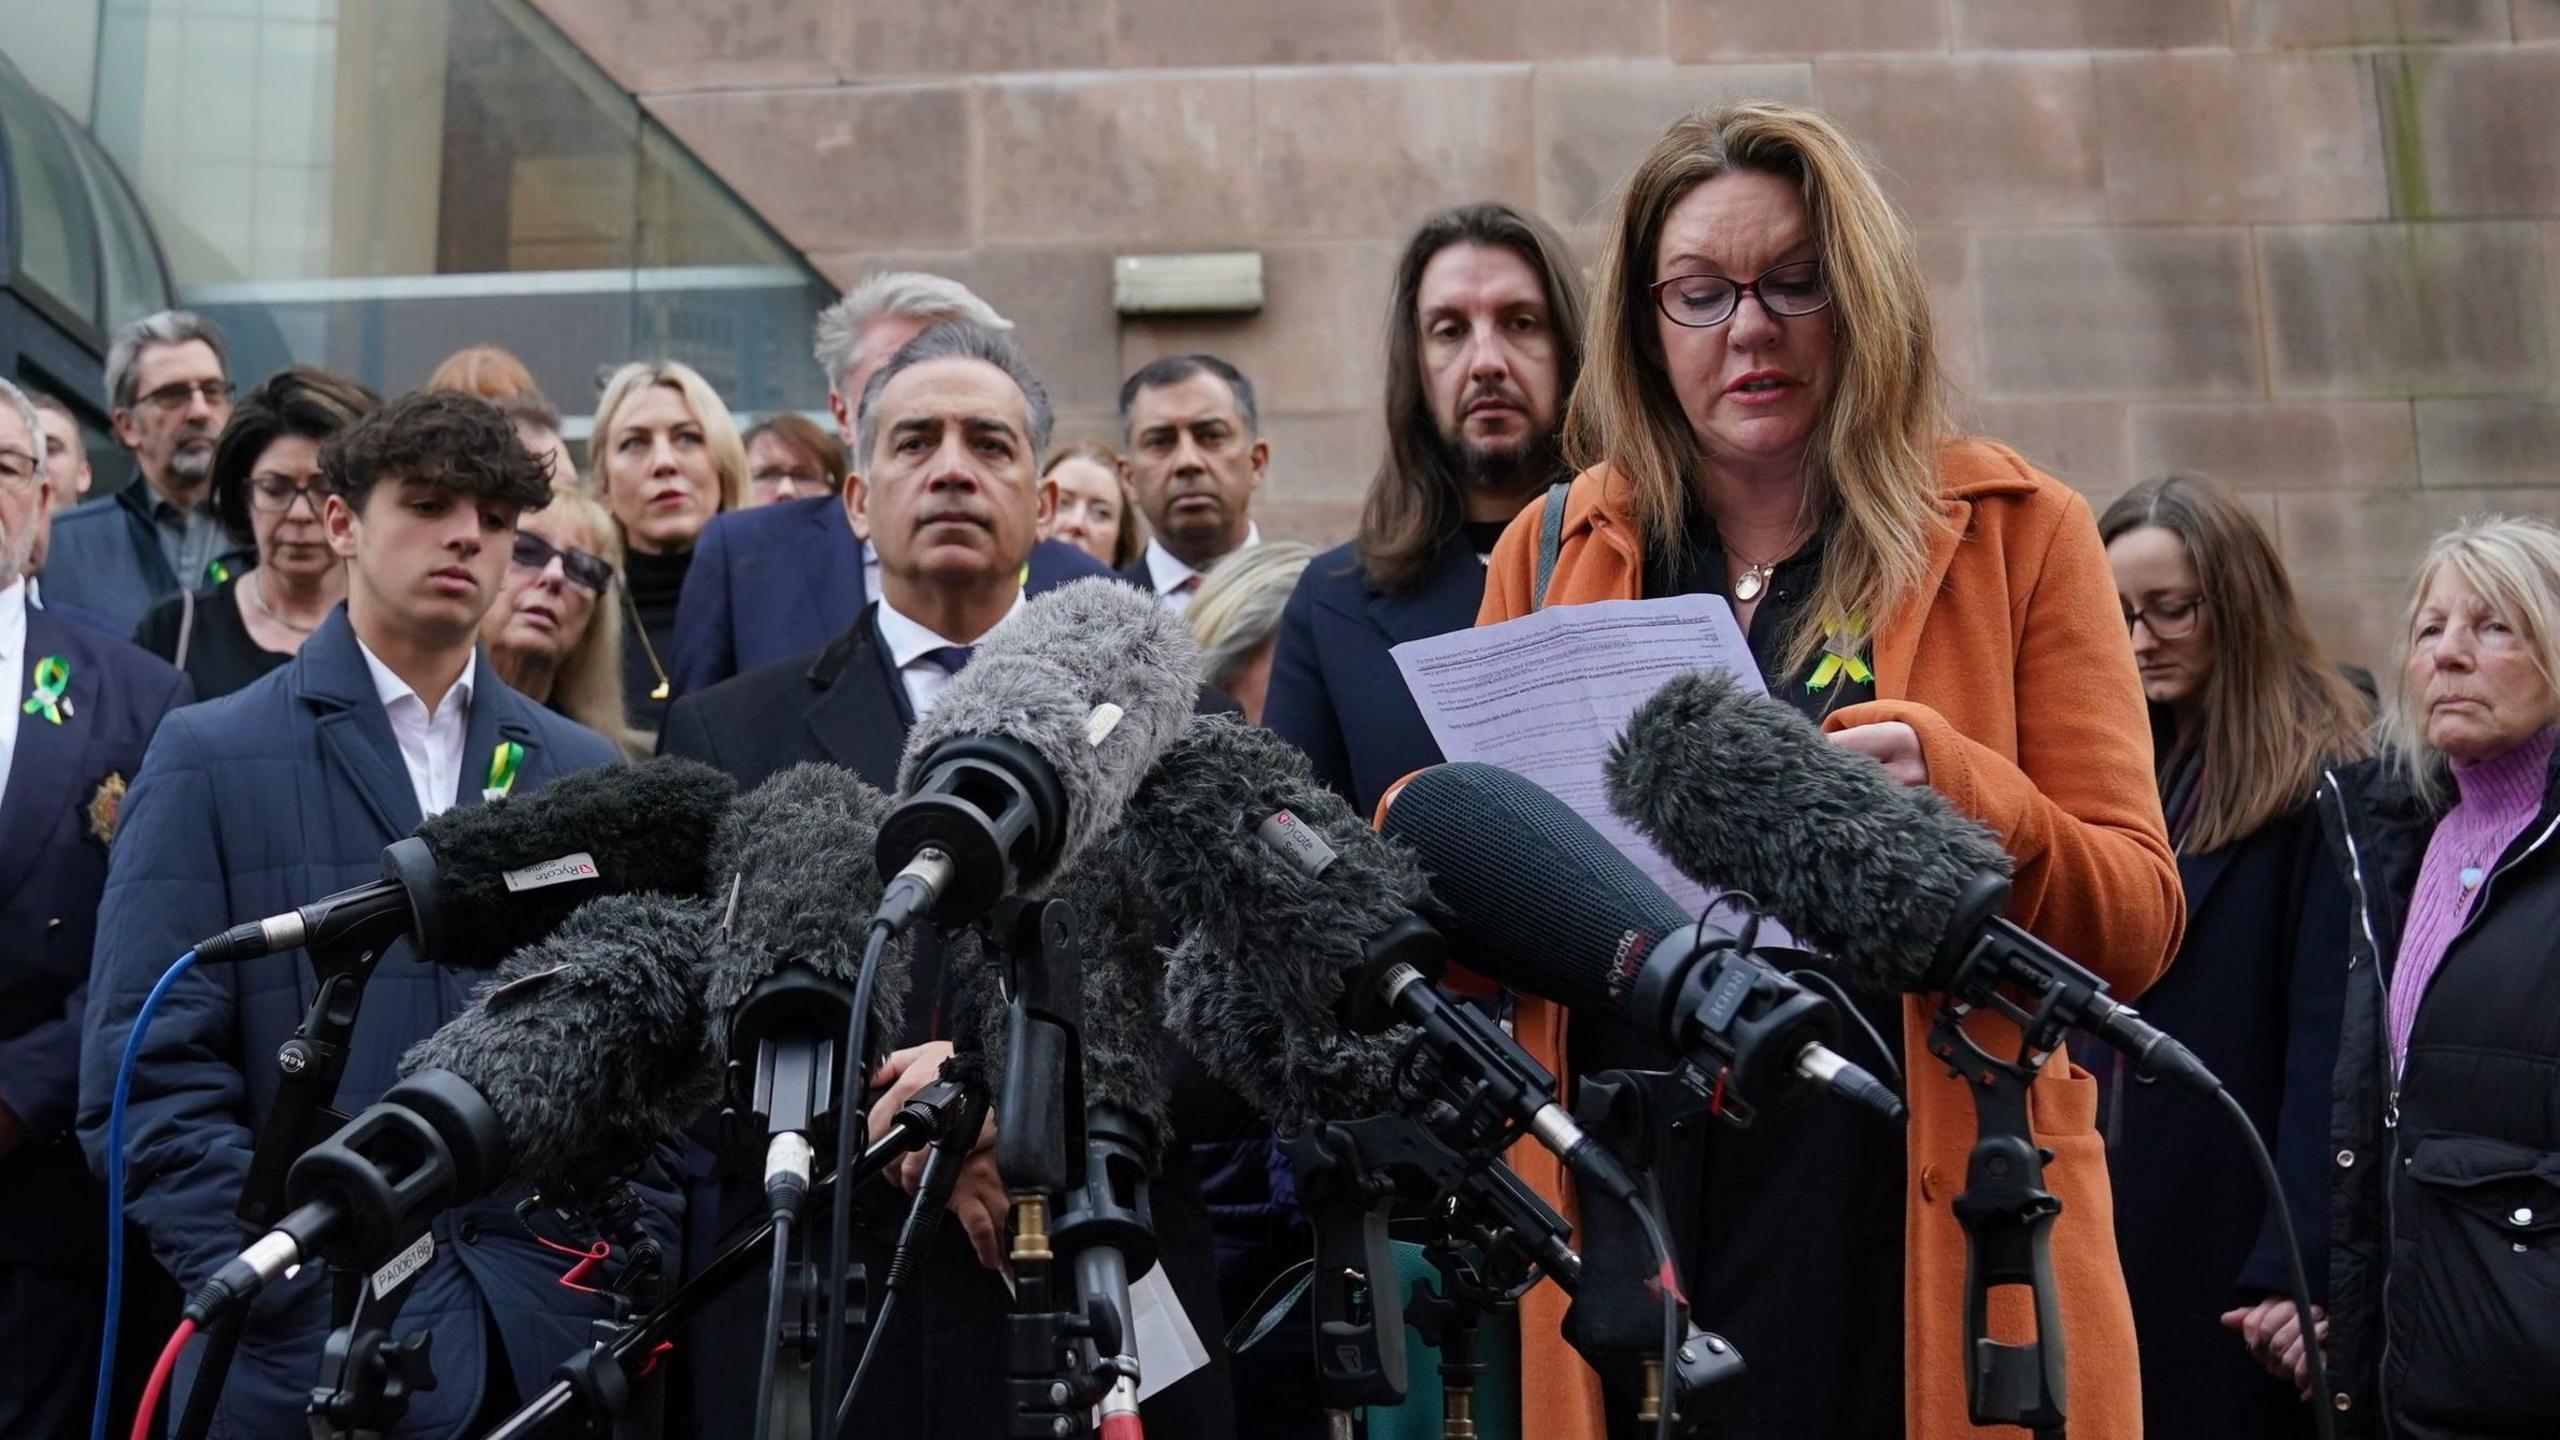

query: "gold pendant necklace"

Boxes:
[1728, 527, 1808, 604]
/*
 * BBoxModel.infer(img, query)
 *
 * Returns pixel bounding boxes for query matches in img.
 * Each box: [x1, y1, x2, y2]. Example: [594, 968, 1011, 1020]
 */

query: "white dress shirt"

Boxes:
[356, 638, 475, 820]
[874, 590, 1026, 721]
[0, 579, 25, 807]
[1142, 522, 1261, 617]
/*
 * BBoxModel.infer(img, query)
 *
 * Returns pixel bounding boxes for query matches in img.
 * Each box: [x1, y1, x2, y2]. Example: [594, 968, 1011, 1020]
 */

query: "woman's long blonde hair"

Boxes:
[2379, 514, 2560, 809]
[534, 482, 646, 758]
[1571, 101, 1946, 673]
[586, 361, 750, 520]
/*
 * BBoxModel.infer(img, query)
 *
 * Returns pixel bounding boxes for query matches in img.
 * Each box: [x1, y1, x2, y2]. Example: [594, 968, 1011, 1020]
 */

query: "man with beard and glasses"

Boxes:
[43, 312, 251, 630]
[1264, 202, 1586, 816]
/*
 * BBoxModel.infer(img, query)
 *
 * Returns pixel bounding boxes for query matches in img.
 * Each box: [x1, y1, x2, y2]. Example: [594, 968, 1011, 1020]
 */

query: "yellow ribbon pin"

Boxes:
[1806, 615, 1873, 694]
[483, 740, 524, 801]
[23, 655, 70, 724]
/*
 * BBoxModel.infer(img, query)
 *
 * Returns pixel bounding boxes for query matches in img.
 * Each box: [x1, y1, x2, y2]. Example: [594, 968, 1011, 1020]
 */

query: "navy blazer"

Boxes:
[0, 607, 190, 1265]
[1262, 536, 1485, 818]
[75, 608, 663, 1435]
[668, 494, 1117, 696]
[2097, 797, 2350, 1438]
[42, 485, 249, 634]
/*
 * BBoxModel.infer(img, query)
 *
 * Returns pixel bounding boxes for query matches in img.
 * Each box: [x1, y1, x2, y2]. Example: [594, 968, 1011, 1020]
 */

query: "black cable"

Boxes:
[2213, 1085, 2334, 1440]
[1788, 968, 1904, 1088]
[821, 921, 894, 1418]
[1626, 1196, 1680, 1440]
[831, 1093, 978, 1439]
[753, 1210, 794, 1440]
[172, 1307, 242, 1440]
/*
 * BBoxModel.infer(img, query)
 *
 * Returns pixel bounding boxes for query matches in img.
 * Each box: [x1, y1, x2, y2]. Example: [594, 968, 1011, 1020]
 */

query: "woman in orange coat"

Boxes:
[1479, 102, 2184, 1439]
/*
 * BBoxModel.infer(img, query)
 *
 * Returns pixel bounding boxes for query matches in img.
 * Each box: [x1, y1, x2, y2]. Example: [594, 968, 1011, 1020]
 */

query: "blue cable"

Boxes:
[91, 948, 199, 1440]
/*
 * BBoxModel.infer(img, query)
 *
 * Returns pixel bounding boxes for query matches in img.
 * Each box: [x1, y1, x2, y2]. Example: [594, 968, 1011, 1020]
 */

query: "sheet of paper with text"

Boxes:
[1390, 595, 1766, 917]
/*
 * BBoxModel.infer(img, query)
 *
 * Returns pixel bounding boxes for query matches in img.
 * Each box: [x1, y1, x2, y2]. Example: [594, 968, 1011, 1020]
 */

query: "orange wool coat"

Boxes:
[1474, 439, 2185, 1440]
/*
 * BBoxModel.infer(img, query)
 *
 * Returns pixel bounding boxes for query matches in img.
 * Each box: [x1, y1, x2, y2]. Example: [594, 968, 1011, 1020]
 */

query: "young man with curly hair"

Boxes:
[77, 388, 674, 1436]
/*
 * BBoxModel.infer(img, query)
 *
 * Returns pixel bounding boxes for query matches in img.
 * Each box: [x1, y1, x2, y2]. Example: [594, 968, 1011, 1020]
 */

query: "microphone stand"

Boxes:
[982, 894, 1162, 1440]
[473, 1085, 975, 1440]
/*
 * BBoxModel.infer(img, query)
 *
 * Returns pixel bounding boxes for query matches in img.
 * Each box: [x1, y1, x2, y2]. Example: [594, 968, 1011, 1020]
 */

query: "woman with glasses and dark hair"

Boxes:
[478, 482, 643, 757]
[2097, 474, 2371, 1437]
[133, 365, 380, 699]
[1480, 102, 2183, 1440]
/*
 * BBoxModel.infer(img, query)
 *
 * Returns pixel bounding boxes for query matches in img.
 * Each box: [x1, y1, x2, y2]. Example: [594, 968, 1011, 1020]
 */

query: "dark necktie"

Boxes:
[919, 644, 974, 675]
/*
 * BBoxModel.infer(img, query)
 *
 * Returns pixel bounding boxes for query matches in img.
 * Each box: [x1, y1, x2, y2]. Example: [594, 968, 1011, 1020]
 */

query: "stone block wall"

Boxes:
[534, 0, 2560, 670]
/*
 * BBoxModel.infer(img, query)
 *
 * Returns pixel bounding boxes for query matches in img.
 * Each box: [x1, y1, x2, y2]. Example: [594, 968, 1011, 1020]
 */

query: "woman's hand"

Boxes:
[1827, 720, 1928, 787]
[2221, 1298, 2328, 1399]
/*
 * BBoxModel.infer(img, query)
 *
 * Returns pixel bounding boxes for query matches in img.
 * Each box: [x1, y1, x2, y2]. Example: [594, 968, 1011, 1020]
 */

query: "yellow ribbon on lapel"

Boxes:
[23, 655, 70, 724]
[1806, 614, 1873, 694]
[483, 740, 525, 801]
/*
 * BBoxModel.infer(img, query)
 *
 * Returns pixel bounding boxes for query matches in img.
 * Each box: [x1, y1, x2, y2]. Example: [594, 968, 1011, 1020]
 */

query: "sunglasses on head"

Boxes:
[510, 531, 613, 593]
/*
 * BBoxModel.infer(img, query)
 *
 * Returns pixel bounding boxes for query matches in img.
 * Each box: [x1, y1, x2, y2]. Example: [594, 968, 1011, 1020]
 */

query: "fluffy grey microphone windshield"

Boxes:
[948, 834, 1174, 1163]
[1133, 715, 1420, 1131]
[703, 762, 907, 1044]
[400, 892, 723, 1195]
[1605, 670, 2012, 992]
[895, 577, 1199, 894]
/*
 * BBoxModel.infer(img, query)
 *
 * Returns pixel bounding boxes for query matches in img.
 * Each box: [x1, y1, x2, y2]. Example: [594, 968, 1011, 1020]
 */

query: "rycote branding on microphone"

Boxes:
[1255, 810, 1339, 878]
[500, 851, 602, 894]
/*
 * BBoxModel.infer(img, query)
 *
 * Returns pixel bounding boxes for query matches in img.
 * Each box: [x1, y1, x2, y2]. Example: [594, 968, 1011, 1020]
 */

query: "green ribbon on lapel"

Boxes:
[484, 740, 524, 800]
[22, 655, 70, 724]
[1806, 614, 1874, 694]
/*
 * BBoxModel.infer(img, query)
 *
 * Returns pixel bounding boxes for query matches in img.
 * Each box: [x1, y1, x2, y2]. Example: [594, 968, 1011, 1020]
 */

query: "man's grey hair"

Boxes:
[814, 273, 1012, 394]
[856, 322, 1053, 465]
[0, 377, 44, 574]
[105, 310, 230, 411]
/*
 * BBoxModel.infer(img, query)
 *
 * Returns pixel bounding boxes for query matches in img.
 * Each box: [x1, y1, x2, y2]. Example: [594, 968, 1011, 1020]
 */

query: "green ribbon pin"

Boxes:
[1806, 615, 1874, 694]
[483, 740, 524, 801]
[22, 655, 70, 725]
[206, 558, 232, 587]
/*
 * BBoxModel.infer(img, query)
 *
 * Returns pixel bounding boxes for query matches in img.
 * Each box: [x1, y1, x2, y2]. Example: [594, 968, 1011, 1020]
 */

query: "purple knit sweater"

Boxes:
[2387, 726, 2560, 1067]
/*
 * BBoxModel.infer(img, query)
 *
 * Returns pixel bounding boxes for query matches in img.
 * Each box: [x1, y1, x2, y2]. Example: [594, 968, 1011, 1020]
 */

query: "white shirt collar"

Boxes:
[0, 577, 24, 667]
[355, 636, 476, 721]
[1143, 522, 1260, 595]
[875, 588, 1028, 669]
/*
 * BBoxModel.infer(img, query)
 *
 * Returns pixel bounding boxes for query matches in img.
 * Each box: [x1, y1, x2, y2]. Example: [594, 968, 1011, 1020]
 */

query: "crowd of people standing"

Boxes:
[1, 96, 2555, 1439]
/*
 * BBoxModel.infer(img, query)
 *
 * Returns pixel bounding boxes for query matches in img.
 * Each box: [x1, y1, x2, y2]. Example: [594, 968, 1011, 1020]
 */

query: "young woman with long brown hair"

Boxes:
[2099, 473, 2371, 1437]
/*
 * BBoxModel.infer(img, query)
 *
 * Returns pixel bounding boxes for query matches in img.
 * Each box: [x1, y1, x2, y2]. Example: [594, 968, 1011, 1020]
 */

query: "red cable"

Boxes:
[130, 1316, 196, 1440]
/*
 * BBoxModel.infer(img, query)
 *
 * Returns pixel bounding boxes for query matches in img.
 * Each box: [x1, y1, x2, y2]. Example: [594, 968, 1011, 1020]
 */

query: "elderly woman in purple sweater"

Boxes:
[2249, 515, 2560, 1437]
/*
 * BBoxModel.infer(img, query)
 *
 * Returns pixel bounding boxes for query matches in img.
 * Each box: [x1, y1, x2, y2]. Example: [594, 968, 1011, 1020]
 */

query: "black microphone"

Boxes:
[400, 891, 726, 1196]
[192, 891, 724, 1324]
[876, 578, 1198, 933]
[702, 763, 909, 1214]
[1606, 670, 2215, 1092]
[191, 757, 737, 967]
[184, 1068, 506, 1324]
[1130, 719, 1651, 1205]
[1379, 762, 1907, 1127]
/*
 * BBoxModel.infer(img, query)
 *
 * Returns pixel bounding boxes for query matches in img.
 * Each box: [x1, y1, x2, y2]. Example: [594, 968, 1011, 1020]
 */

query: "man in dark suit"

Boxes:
[78, 390, 671, 1435]
[0, 381, 192, 1438]
[44, 312, 253, 630]
[661, 323, 1237, 1439]
[1264, 202, 1588, 819]
[1117, 354, 1269, 610]
[670, 271, 1111, 696]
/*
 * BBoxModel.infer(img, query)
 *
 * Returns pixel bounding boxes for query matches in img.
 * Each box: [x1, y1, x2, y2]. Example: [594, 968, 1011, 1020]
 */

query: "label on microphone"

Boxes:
[1255, 810, 1338, 878]
[369, 1229, 434, 1301]
[501, 851, 601, 893]
[1085, 702, 1126, 748]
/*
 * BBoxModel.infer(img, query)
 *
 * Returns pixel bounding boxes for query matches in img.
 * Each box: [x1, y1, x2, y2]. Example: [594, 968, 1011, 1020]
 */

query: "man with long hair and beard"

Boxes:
[1264, 200, 1587, 817]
